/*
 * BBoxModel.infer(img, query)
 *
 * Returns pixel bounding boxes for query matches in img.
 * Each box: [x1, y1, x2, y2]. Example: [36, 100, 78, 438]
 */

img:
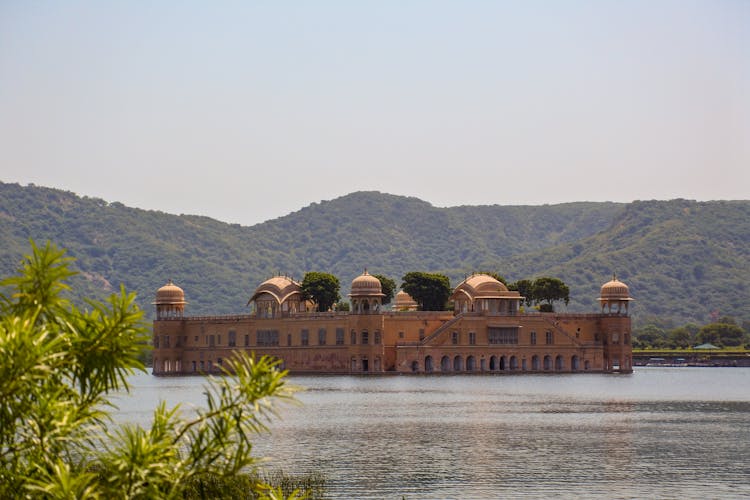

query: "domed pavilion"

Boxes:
[451, 274, 523, 314]
[248, 275, 306, 318]
[349, 270, 385, 314]
[154, 280, 187, 319]
[598, 274, 634, 314]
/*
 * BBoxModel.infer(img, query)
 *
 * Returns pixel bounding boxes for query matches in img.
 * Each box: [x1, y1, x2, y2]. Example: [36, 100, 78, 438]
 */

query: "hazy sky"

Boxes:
[1, 1, 747, 225]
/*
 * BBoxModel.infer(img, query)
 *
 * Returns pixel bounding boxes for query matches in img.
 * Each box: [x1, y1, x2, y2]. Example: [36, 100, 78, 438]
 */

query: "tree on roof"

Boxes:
[372, 274, 396, 305]
[531, 277, 570, 312]
[401, 272, 451, 311]
[508, 279, 535, 307]
[301, 272, 341, 312]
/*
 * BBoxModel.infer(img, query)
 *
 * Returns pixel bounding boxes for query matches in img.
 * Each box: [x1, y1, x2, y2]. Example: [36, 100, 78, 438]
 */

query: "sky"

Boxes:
[1, 1, 748, 226]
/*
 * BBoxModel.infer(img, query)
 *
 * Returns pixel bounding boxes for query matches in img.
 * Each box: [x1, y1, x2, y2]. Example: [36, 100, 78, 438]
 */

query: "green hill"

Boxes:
[1, 181, 748, 326]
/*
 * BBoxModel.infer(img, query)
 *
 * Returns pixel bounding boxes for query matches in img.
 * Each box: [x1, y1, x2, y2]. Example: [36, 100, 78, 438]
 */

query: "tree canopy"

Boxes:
[697, 323, 747, 347]
[401, 272, 451, 311]
[0, 241, 305, 499]
[508, 277, 570, 311]
[633, 320, 749, 349]
[372, 273, 396, 305]
[301, 272, 341, 312]
[508, 279, 534, 307]
[531, 277, 570, 312]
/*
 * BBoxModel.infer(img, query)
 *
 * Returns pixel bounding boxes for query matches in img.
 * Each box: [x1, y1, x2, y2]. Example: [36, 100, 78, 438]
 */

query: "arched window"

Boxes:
[555, 355, 564, 371]
[532, 355, 540, 370]
[543, 355, 552, 371]
[466, 356, 476, 371]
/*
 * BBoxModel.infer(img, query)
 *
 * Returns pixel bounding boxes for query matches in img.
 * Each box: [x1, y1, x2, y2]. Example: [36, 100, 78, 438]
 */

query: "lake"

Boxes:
[114, 368, 750, 499]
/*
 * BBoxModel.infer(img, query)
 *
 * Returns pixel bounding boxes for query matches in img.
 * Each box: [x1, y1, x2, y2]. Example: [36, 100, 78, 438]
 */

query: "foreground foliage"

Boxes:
[0, 242, 303, 499]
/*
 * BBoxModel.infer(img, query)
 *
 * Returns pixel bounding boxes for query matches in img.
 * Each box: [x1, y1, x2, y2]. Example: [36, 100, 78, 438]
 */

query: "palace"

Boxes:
[152, 271, 633, 375]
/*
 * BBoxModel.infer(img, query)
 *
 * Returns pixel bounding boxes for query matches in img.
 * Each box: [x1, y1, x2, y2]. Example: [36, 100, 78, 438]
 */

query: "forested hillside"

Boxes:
[1, 181, 748, 326]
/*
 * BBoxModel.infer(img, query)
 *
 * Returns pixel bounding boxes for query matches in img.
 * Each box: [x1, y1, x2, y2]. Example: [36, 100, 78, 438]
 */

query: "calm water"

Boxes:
[114, 368, 750, 499]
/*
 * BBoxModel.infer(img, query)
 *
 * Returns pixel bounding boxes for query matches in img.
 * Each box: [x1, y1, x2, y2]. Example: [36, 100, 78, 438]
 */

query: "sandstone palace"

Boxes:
[152, 270, 634, 375]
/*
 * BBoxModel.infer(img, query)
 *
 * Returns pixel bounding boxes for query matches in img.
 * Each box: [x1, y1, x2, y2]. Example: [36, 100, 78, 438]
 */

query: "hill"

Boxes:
[1, 181, 748, 326]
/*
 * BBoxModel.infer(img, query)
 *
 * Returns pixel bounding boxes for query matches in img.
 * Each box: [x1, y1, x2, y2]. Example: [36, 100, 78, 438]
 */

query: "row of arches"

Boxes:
[411, 354, 589, 373]
[350, 298, 382, 314]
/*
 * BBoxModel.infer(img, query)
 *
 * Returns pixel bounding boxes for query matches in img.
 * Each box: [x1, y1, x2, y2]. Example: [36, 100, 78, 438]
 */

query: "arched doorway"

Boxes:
[555, 355, 564, 371]
[466, 356, 476, 371]
[543, 355, 552, 371]
[441, 355, 451, 372]
[425, 355, 434, 373]
[489, 355, 497, 370]
[499, 356, 506, 371]
[510, 356, 518, 370]
[453, 355, 464, 371]
[571, 355, 579, 371]
[532, 355, 540, 371]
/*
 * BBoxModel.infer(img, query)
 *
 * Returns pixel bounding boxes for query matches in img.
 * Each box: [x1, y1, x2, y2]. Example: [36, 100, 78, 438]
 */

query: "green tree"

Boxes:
[698, 323, 746, 347]
[508, 279, 534, 307]
[301, 272, 341, 312]
[0, 241, 300, 499]
[372, 274, 396, 305]
[401, 272, 451, 311]
[666, 327, 693, 349]
[635, 324, 667, 348]
[334, 300, 350, 312]
[531, 277, 570, 312]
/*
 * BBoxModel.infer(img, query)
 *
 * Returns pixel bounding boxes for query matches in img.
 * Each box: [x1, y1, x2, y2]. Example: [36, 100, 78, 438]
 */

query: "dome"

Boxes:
[599, 275, 632, 301]
[463, 274, 509, 295]
[452, 274, 513, 301]
[249, 275, 302, 304]
[350, 270, 384, 297]
[394, 290, 418, 310]
[154, 280, 186, 305]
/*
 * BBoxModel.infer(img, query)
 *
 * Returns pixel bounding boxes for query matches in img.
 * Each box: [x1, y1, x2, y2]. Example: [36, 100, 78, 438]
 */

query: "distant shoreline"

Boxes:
[633, 349, 750, 367]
